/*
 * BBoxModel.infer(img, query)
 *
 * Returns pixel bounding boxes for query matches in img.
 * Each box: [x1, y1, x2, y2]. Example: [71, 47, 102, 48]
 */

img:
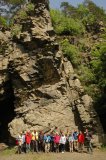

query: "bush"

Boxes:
[11, 24, 22, 37]
[60, 39, 81, 67]
[50, 9, 85, 35]
[0, 16, 8, 27]
[18, 10, 28, 20]
[84, 84, 99, 98]
[78, 65, 96, 84]
[26, 3, 35, 12]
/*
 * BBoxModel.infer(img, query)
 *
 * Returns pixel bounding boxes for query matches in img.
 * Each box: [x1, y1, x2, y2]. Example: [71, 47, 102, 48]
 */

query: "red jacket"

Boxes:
[54, 135, 60, 144]
[25, 132, 32, 144]
[78, 133, 85, 143]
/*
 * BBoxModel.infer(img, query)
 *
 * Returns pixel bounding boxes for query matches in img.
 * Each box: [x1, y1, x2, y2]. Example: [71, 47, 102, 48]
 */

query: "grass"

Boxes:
[0, 147, 106, 160]
[101, 145, 106, 151]
[0, 149, 64, 160]
[0, 147, 61, 160]
[0, 147, 16, 156]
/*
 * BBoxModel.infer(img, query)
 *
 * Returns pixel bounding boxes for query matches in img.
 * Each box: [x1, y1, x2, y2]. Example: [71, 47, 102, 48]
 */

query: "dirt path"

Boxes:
[0, 150, 106, 160]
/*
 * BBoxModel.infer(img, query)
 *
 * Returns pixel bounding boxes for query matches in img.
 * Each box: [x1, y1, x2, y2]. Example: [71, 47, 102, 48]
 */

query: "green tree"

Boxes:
[60, 2, 76, 17]
[50, 9, 85, 35]
[77, 4, 89, 19]
[83, 0, 106, 22]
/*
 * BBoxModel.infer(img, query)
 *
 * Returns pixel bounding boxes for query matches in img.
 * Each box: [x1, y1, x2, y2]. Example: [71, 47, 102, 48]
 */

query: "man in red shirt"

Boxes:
[25, 130, 32, 153]
[78, 131, 85, 153]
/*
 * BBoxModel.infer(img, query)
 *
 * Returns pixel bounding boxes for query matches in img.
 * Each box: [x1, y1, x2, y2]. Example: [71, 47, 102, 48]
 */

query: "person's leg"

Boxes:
[29, 143, 31, 152]
[78, 142, 81, 152]
[50, 142, 52, 152]
[74, 140, 78, 151]
[26, 143, 30, 152]
[69, 142, 71, 152]
[35, 140, 39, 152]
[56, 143, 59, 153]
[23, 142, 26, 153]
[71, 142, 74, 152]
[76, 140, 78, 151]
[61, 144, 64, 153]
[17, 145, 20, 154]
[55, 143, 58, 153]
[70, 142, 72, 152]
[48, 143, 50, 152]
[57, 143, 60, 153]
[39, 142, 42, 152]
[81, 143, 84, 153]
[53, 143, 55, 152]
[74, 141, 76, 150]
[45, 143, 47, 153]
[31, 140, 34, 152]
[63, 144, 65, 152]
[86, 141, 89, 153]
[89, 141, 93, 153]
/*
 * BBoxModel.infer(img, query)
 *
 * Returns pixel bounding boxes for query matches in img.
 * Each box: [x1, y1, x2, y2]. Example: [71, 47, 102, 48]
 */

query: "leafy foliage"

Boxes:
[26, 3, 34, 12]
[60, 39, 81, 67]
[50, 9, 85, 35]
[0, 16, 7, 27]
[78, 65, 96, 84]
[11, 24, 22, 37]
[18, 10, 28, 20]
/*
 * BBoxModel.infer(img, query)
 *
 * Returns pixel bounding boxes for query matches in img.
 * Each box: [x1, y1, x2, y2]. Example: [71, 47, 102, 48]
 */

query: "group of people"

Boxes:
[16, 128, 93, 154]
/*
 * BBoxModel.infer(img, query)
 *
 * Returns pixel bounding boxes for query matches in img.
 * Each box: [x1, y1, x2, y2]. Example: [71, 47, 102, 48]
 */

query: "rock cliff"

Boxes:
[0, 0, 103, 145]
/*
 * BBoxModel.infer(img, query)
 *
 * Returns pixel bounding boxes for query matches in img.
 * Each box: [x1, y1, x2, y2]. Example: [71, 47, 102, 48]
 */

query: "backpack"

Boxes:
[16, 139, 19, 145]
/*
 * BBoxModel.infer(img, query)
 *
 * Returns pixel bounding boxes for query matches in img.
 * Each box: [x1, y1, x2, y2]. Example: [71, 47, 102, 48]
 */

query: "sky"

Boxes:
[49, 0, 106, 10]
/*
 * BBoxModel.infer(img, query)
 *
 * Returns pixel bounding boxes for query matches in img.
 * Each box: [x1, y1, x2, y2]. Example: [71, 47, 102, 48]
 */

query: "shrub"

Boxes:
[60, 39, 81, 67]
[26, 3, 35, 12]
[50, 9, 85, 35]
[0, 16, 8, 27]
[18, 10, 28, 20]
[78, 65, 96, 84]
[11, 24, 22, 37]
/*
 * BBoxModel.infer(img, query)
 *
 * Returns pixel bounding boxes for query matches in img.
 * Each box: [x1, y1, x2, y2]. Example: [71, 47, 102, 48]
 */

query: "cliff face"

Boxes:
[0, 0, 103, 145]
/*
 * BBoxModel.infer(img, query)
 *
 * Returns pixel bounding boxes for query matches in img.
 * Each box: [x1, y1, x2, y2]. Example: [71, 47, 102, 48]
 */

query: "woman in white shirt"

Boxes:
[59, 133, 66, 153]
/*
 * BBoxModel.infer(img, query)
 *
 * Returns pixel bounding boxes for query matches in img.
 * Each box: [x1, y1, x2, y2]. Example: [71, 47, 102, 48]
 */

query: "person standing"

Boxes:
[39, 131, 44, 152]
[68, 132, 74, 152]
[85, 129, 93, 154]
[50, 132, 54, 152]
[54, 132, 60, 153]
[31, 130, 36, 152]
[44, 133, 51, 153]
[16, 132, 23, 154]
[25, 130, 32, 153]
[59, 133, 66, 153]
[73, 130, 78, 151]
[78, 131, 85, 153]
[21, 131, 26, 153]
[35, 130, 39, 152]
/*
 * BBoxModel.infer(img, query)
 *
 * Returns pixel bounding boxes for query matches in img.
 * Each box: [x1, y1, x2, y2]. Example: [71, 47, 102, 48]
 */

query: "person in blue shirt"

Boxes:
[68, 132, 74, 152]
[73, 130, 79, 151]
[44, 133, 51, 153]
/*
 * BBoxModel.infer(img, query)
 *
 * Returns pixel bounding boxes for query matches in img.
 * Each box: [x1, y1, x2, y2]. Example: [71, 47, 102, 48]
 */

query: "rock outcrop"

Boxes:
[0, 0, 103, 146]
